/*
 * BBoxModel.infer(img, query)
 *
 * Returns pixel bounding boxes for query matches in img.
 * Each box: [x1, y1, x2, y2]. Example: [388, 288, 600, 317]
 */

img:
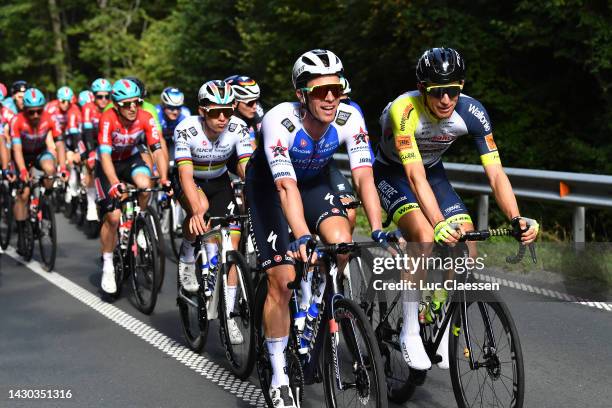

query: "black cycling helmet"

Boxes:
[11, 80, 28, 95]
[416, 48, 465, 85]
[125, 76, 147, 98]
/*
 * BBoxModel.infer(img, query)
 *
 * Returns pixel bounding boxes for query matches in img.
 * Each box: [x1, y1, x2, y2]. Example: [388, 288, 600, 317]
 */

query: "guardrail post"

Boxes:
[477, 194, 489, 229]
[573, 206, 585, 249]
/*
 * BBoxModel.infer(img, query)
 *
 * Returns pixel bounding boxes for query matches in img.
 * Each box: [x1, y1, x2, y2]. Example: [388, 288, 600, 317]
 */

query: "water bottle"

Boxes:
[204, 255, 218, 297]
[294, 309, 307, 354]
[300, 303, 319, 353]
[125, 200, 134, 217]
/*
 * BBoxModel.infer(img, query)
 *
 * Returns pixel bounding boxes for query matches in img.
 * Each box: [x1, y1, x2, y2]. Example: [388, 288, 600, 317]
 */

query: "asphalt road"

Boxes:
[1, 215, 611, 408]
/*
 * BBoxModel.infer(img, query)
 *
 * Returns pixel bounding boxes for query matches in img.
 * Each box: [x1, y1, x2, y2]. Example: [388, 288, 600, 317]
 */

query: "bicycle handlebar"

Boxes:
[459, 228, 537, 264]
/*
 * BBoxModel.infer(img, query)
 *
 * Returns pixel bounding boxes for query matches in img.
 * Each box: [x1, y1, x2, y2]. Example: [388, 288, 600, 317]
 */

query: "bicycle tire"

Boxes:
[218, 250, 255, 379]
[38, 199, 57, 271]
[128, 215, 159, 314]
[0, 184, 13, 250]
[145, 207, 165, 292]
[111, 244, 126, 299]
[22, 219, 35, 261]
[449, 295, 525, 408]
[168, 199, 183, 262]
[253, 276, 305, 408]
[322, 297, 388, 408]
[75, 192, 87, 226]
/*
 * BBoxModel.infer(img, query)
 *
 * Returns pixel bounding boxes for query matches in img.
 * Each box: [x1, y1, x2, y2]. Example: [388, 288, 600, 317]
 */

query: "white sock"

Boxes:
[402, 289, 421, 336]
[311, 271, 326, 305]
[180, 239, 195, 263]
[87, 187, 96, 205]
[102, 252, 113, 268]
[267, 336, 289, 387]
[69, 167, 78, 189]
[226, 285, 237, 315]
[205, 243, 218, 267]
[299, 270, 313, 310]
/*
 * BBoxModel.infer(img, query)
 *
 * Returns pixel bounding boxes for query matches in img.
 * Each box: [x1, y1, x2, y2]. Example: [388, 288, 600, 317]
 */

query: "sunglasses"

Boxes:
[204, 107, 234, 119]
[241, 100, 258, 107]
[301, 83, 344, 100]
[425, 84, 463, 99]
[164, 106, 181, 112]
[116, 98, 143, 109]
[26, 109, 43, 117]
[59, 99, 70, 104]
[95, 94, 110, 100]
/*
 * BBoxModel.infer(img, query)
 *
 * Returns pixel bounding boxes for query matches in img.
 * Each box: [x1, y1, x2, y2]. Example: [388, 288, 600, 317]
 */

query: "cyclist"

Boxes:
[95, 79, 170, 295]
[10, 88, 65, 254]
[82, 78, 112, 224]
[374, 47, 539, 370]
[156, 87, 190, 161]
[45, 86, 84, 204]
[1, 84, 13, 180]
[174, 80, 252, 344]
[245, 49, 387, 407]
[78, 90, 94, 107]
[224, 75, 264, 150]
[3, 80, 28, 114]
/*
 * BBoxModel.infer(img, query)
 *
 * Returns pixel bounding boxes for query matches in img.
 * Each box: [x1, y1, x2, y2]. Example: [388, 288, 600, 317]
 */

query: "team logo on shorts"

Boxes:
[274, 255, 282, 262]
[331, 208, 340, 214]
[270, 139, 288, 157]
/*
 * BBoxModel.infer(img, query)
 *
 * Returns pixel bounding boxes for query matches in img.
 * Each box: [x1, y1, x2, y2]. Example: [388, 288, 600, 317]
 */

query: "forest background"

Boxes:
[1, 0, 610, 240]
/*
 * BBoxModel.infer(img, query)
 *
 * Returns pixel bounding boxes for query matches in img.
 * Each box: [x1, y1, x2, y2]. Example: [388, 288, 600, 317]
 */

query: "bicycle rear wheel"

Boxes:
[449, 296, 525, 408]
[218, 251, 255, 379]
[128, 215, 159, 314]
[323, 298, 388, 408]
[0, 183, 13, 250]
[38, 199, 57, 271]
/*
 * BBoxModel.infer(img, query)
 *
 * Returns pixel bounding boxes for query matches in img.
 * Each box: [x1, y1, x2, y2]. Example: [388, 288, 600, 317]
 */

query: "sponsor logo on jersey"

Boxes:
[395, 135, 412, 150]
[188, 126, 197, 136]
[228, 123, 237, 132]
[335, 110, 352, 126]
[300, 138, 308, 148]
[273, 171, 291, 179]
[353, 128, 369, 144]
[467, 104, 491, 132]
[400, 103, 414, 132]
[484, 134, 497, 151]
[431, 134, 454, 142]
[176, 129, 189, 141]
[281, 118, 295, 132]
[270, 139, 288, 157]
[201, 139, 207, 146]
[359, 157, 371, 164]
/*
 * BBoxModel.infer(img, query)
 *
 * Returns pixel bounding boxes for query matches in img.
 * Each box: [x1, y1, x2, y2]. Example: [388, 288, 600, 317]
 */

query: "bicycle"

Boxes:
[16, 175, 59, 271]
[231, 179, 257, 278]
[254, 238, 388, 408]
[110, 185, 164, 314]
[176, 213, 255, 379]
[156, 191, 186, 263]
[358, 228, 534, 407]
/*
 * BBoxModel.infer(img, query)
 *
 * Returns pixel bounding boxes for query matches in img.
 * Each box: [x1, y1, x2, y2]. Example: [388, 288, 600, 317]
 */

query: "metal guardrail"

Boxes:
[333, 153, 612, 242]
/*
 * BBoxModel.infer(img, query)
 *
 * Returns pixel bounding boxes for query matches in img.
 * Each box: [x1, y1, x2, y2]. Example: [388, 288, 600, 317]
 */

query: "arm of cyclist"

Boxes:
[144, 112, 170, 189]
[351, 166, 383, 232]
[276, 177, 312, 262]
[235, 127, 253, 180]
[177, 163, 207, 236]
[483, 162, 538, 244]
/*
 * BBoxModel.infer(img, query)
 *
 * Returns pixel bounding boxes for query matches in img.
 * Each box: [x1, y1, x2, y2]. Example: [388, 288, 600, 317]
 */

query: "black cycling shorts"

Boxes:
[245, 165, 348, 271]
[94, 154, 151, 216]
[324, 158, 355, 201]
[172, 169, 238, 230]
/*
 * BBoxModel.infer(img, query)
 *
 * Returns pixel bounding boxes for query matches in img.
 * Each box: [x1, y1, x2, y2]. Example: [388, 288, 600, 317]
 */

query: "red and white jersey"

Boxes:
[10, 111, 61, 155]
[98, 108, 161, 162]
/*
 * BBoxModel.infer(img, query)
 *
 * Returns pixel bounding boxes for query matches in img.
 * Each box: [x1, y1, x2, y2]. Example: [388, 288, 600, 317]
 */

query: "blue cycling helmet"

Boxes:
[91, 78, 112, 93]
[111, 79, 141, 102]
[57, 86, 74, 102]
[161, 87, 185, 107]
[23, 88, 46, 108]
[78, 90, 94, 106]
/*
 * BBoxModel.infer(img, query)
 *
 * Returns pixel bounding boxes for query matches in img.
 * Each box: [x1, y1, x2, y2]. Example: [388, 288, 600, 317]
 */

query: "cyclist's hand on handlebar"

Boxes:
[287, 234, 317, 263]
[58, 166, 69, 181]
[371, 229, 401, 244]
[19, 168, 29, 183]
[108, 182, 125, 199]
[511, 216, 539, 245]
[434, 220, 461, 245]
[189, 208, 207, 236]
[160, 178, 174, 197]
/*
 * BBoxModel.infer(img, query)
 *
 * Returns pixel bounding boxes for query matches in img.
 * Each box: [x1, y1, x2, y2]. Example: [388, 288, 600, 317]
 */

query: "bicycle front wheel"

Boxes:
[128, 215, 159, 314]
[218, 250, 255, 379]
[449, 296, 525, 408]
[38, 199, 57, 271]
[323, 298, 388, 408]
[168, 199, 184, 262]
[145, 208, 165, 292]
[0, 183, 13, 250]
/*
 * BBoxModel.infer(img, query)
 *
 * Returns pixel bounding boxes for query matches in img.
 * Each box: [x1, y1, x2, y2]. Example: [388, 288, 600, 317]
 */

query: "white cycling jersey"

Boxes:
[174, 115, 253, 180]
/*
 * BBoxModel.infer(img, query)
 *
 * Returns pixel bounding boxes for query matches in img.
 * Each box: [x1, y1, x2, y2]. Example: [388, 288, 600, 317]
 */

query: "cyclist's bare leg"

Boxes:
[39, 158, 56, 190]
[101, 209, 121, 253]
[317, 215, 353, 278]
[131, 173, 151, 210]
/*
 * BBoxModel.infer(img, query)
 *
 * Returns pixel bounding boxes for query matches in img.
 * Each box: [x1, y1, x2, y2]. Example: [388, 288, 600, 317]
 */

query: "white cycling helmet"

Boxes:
[340, 77, 351, 95]
[224, 75, 260, 101]
[292, 49, 344, 90]
[197, 80, 235, 106]
[161, 87, 185, 107]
